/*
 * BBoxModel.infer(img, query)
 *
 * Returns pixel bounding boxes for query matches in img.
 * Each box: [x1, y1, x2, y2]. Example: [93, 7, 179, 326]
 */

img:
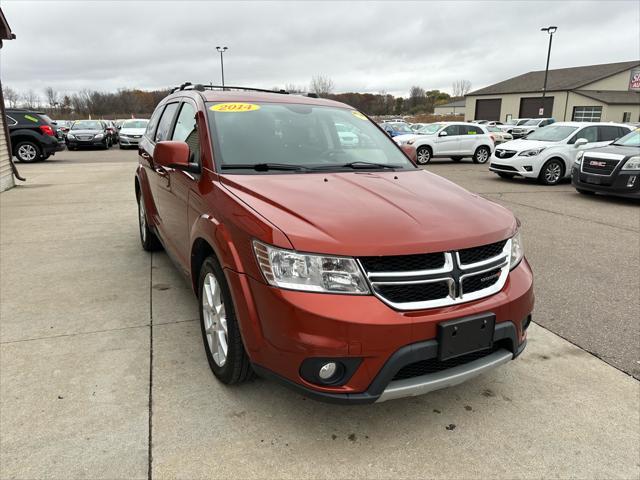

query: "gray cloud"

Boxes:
[1, 0, 639, 98]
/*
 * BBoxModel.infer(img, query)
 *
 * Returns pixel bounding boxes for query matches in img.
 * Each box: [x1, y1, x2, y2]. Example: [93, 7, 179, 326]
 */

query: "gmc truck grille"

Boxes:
[358, 239, 511, 311]
[581, 156, 620, 175]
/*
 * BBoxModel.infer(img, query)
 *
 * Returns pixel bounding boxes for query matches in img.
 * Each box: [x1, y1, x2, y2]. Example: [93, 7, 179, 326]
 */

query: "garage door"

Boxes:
[474, 99, 501, 121]
[519, 97, 554, 118]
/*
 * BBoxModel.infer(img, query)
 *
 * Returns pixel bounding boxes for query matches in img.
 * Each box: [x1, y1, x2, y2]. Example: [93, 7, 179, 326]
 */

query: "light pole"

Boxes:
[216, 46, 228, 88]
[540, 26, 557, 100]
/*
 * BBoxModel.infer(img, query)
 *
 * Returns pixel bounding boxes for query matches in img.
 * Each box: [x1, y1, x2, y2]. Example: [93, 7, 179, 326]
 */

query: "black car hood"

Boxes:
[586, 144, 639, 157]
[69, 129, 103, 135]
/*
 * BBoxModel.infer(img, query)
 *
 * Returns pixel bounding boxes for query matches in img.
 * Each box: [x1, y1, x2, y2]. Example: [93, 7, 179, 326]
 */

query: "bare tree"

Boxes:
[22, 89, 40, 109]
[284, 83, 306, 94]
[408, 85, 426, 109]
[44, 86, 59, 109]
[310, 74, 334, 97]
[452, 79, 472, 97]
[2, 85, 20, 108]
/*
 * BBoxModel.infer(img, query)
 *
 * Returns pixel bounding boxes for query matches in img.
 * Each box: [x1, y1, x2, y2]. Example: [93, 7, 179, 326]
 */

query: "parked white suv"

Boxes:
[489, 122, 633, 185]
[511, 118, 555, 138]
[497, 118, 531, 134]
[394, 122, 494, 164]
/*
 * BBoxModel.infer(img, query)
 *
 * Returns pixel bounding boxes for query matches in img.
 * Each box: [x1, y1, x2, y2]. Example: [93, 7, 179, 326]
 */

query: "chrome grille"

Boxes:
[358, 240, 511, 311]
[581, 156, 620, 176]
[494, 149, 516, 159]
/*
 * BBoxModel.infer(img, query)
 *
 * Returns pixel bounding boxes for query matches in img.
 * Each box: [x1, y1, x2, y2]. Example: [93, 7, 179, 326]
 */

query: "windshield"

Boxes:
[387, 123, 412, 133]
[522, 119, 542, 126]
[525, 125, 578, 142]
[72, 120, 102, 130]
[417, 123, 443, 134]
[122, 119, 149, 129]
[612, 129, 640, 147]
[487, 126, 502, 132]
[206, 102, 414, 172]
[517, 119, 530, 125]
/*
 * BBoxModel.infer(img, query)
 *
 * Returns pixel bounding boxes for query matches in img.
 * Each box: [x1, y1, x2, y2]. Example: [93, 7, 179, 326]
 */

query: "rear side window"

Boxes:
[154, 103, 179, 143]
[145, 105, 165, 140]
[5, 115, 18, 126]
[597, 126, 622, 142]
[462, 125, 482, 135]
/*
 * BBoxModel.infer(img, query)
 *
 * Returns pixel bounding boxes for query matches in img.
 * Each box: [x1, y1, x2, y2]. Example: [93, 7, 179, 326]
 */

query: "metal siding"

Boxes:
[0, 112, 15, 192]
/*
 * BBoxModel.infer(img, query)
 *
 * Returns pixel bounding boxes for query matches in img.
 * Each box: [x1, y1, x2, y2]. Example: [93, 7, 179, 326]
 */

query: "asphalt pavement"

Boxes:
[1, 149, 638, 479]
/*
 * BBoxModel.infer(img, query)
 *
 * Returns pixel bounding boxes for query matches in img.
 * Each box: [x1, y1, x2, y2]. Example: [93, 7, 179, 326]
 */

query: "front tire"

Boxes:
[416, 146, 432, 165]
[473, 146, 490, 164]
[137, 193, 162, 251]
[14, 141, 41, 163]
[539, 159, 564, 185]
[199, 256, 253, 384]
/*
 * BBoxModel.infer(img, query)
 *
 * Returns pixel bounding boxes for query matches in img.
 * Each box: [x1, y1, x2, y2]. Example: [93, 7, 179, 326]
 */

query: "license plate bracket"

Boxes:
[585, 176, 602, 184]
[438, 314, 495, 361]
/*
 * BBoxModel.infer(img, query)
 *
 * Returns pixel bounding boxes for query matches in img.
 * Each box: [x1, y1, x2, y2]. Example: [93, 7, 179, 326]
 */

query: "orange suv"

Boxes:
[134, 84, 533, 403]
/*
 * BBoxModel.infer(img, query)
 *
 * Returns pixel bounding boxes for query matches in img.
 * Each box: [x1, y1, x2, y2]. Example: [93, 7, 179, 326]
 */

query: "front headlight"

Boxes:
[94, 133, 104, 139]
[253, 241, 370, 294]
[518, 148, 546, 157]
[621, 156, 640, 170]
[67, 133, 75, 139]
[575, 151, 584, 165]
[510, 230, 524, 270]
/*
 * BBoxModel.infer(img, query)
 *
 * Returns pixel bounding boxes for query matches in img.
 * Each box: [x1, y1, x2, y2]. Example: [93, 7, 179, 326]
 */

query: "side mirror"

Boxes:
[154, 141, 201, 173]
[574, 138, 588, 148]
[439, 131, 448, 137]
[400, 144, 417, 164]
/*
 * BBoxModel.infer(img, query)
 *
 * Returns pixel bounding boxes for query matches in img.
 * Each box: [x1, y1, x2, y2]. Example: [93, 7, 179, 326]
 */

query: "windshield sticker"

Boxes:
[351, 111, 367, 120]
[24, 115, 39, 123]
[210, 103, 261, 113]
[468, 130, 477, 134]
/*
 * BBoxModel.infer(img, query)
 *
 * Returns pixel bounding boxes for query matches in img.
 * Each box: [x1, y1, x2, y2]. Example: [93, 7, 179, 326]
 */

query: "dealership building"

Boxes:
[464, 60, 640, 123]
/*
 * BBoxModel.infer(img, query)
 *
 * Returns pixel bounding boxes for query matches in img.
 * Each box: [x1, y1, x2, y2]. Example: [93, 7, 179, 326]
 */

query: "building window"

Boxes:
[622, 112, 631, 122]
[572, 106, 602, 122]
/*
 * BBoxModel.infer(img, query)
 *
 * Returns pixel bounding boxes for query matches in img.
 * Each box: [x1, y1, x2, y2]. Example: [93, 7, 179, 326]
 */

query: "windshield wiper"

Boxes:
[220, 163, 309, 172]
[310, 161, 402, 171]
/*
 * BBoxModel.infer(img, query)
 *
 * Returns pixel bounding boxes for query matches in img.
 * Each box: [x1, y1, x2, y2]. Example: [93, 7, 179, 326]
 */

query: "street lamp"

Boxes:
[216, 46, 228, 88]
[540, 26, 557, 99]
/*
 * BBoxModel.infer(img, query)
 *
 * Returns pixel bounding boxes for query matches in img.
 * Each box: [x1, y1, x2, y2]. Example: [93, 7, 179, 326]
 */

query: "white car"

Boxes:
[119, 119, 149, 149]
[497, 118, 531, 134]
[489, 122, 633, 185]
[335, 122, 359, 147]
[511, 118, 555, 138]
[394, 122, 494, 164]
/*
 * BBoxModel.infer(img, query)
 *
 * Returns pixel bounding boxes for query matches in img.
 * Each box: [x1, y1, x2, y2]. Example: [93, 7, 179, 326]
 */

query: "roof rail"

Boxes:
[171, 82, 290, 95]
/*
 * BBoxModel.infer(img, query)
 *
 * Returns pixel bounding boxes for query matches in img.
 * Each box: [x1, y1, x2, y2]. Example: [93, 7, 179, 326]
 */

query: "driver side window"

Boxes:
[443, 125, 460, 135]
[572, 126, 598, 144]
[172, 103, 200, 164]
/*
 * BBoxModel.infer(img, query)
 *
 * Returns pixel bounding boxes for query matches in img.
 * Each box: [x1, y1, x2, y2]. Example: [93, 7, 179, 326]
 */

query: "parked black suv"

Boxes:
[6, 108, 66, 162]
[66, 120, 112, 150]
[572, 129, 640, 199]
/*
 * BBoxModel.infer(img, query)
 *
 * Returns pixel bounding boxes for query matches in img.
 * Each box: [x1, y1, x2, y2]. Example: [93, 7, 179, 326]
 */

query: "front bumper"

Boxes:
[571, 166, 640, 199]
[66, 137, 106, 148]
[489, 154, 544, 178]
[227, 259, 534, 403]
[119, 136, 142, 146]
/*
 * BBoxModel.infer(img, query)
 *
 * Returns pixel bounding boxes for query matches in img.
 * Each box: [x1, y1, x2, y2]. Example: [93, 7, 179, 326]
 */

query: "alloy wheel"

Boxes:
[18, 144, 37, 162]
[417, 147, 431, 164]
[476, 148, 489, 163]
[544, 162, 562, 184]
[202, 273, 228, 367]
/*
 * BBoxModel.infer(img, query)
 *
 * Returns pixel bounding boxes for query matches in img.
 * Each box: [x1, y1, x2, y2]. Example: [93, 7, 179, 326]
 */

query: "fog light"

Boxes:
[627, 176, 637, 187]
[523, 165, 533, 172]
[318, 362, 337, 380]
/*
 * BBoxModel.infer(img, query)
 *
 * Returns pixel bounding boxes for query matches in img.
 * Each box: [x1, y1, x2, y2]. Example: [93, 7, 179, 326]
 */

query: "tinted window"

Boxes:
[597, 126, 622, 142]
[172, 103, 200, 164]
[443, 125, 461, 135]
[462, 125, 483, 135]
[154, 103, 179, 142]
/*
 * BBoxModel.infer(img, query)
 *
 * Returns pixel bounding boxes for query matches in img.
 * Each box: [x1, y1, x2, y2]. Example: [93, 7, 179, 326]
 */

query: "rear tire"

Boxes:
[199, 256, 253, 384]
[497, 172, 515, 179]
[416, 146, 432, 165]
[14, 141, 41, 163]
[538, 159, 564, 185]
[472, 146, 490, 164]
[451, 156, 463, 162]
[137, 193, 162, 251]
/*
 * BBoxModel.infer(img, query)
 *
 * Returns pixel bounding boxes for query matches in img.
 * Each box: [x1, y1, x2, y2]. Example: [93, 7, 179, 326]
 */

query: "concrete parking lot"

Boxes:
[1, 149, 638, 479]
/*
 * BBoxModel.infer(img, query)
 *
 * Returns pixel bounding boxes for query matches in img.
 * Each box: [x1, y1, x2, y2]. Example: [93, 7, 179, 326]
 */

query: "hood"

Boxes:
[393, 134, 419, 143]
[221, 170, 517, 256]
[69, 129, 102, 135]
[497, 138, 554, 151]
[584, 144, 639, 157]
[120, 127, 146, 135]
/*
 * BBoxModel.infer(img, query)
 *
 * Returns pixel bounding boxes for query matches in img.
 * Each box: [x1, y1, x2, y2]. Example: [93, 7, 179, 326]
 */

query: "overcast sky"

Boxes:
[1, 0, 639, 99]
